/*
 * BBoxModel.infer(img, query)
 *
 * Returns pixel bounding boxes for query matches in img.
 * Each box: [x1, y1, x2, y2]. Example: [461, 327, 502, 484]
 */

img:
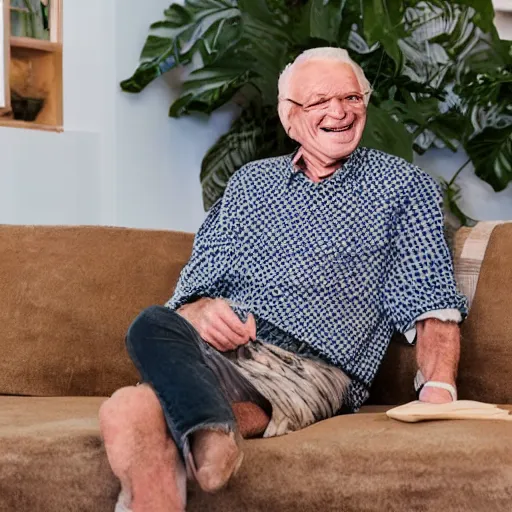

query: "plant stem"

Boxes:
[448, 158, 471, 187]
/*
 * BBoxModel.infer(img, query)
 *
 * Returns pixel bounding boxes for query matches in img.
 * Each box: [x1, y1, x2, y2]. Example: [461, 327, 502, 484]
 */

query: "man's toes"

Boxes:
[189, 430, 244, 493]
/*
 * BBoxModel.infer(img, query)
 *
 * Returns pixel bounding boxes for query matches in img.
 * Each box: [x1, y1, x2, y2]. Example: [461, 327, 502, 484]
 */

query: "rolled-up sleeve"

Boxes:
[381, 169, 468, 335]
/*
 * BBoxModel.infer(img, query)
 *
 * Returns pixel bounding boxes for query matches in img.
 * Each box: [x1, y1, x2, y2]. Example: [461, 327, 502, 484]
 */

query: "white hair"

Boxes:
[277, 47, 372, 133]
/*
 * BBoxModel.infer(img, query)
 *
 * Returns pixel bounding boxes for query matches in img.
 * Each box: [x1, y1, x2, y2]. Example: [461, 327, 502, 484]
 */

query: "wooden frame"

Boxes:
[49, 0, 61, 43]
[0, 0, 11, 114]
[0, 0, 63, 131]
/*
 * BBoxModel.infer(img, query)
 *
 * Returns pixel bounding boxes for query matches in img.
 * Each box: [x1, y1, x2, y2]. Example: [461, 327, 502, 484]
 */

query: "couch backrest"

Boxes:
[0, 225, 194, 397]
[2, 223, 511, 404]
[369, 222, 512, 405]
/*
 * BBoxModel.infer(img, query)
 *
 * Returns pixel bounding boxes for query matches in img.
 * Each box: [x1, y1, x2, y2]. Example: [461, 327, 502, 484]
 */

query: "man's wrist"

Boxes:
[419, 386, 455, 404]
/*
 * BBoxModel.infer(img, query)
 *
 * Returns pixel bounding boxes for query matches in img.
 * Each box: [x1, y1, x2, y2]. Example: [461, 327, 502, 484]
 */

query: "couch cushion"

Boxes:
[457, 223, 512, 404]
[1, 397, 511, 512]
[0, 225, 194, 397]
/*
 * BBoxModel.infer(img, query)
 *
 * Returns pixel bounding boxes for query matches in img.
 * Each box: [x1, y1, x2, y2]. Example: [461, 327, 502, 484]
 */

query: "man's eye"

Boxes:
[347, 95, 362, 102]
[307, 100, 329, 109]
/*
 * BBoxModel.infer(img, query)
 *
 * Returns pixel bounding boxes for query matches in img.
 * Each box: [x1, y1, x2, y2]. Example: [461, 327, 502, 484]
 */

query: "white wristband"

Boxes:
[422, 381, 457, 402]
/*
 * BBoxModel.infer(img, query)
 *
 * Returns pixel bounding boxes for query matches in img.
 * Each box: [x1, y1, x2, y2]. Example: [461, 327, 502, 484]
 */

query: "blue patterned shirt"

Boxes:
[166, 147, 468, 411]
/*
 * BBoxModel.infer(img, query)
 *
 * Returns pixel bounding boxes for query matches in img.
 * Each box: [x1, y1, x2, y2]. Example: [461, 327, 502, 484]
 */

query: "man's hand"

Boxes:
[416, 318, 460, 404]
[177, 298, 256, 352]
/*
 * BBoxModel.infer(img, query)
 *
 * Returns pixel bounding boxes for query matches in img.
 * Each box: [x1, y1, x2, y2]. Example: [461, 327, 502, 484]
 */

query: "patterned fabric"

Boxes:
[166, 147, 468, 411]
[454, 221, 507, 309]
[206, 340, 351, 437]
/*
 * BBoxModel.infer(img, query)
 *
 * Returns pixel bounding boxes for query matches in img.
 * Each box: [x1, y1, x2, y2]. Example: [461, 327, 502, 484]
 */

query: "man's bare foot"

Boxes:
[188, 429, 244, 493]
[99, 385, 187, 512]
[232, 401, 271, 438]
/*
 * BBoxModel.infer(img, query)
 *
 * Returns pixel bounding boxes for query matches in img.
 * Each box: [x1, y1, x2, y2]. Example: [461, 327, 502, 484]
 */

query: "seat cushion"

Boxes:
[1, 397, 511, 512]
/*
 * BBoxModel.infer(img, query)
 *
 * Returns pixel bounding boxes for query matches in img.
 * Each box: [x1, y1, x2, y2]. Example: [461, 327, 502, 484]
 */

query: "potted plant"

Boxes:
[121, 0, 512, 225]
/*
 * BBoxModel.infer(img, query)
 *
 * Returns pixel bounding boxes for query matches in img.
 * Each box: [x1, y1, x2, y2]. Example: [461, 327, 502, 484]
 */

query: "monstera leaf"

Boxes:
[309, 0, 347, 43]
[200, 105, 265, 209]
[120, 0, 243, 93]
[364, 0, 406, 72]
[200, 103, 293, 209]
[169, 67, 254, 116]
[466, 126, 512, 192]
[361, 104, 414, 162]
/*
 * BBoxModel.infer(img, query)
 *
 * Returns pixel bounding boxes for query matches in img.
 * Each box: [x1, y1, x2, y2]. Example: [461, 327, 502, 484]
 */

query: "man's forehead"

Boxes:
[289, 60, 360, 98]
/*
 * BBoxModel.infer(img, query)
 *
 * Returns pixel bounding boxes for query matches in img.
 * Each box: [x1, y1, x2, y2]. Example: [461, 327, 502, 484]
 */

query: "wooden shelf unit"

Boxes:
[0, 0, 63, 131]
[10, 35, 61, 52]
[0, 117, 62, 131]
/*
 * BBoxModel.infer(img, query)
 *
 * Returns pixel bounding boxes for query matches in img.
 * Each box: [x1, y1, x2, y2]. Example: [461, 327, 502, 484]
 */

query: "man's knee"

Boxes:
[99, 385, 163, 437]
[126, 305, 183, 353]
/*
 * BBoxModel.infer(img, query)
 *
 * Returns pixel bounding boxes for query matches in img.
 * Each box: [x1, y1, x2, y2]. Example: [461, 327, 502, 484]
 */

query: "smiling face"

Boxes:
[286, 60, 367, 162]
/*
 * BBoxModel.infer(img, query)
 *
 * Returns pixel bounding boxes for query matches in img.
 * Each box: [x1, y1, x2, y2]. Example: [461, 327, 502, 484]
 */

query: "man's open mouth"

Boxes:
[320, 123, 354, 133]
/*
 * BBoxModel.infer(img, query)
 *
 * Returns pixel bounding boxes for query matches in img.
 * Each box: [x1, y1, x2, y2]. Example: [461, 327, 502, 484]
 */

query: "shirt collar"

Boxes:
[291, 147, 305, 173]
[287, 146, 367, 184]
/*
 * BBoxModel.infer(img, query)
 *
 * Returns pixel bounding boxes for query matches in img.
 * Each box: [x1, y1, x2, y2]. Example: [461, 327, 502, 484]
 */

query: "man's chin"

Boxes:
[317, 129, 363, 158]
[320, 140, 362, 161]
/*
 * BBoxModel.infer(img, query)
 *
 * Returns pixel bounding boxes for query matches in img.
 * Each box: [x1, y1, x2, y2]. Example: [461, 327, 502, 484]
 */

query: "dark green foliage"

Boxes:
[121, 0, 512, 215]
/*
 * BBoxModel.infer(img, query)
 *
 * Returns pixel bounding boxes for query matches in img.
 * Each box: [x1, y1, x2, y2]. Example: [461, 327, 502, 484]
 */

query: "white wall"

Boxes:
[0, 1, 510, 232]
[415, 149, 512, 222]
[113, 0, 236, 232]
[0, 0, 108, 226]
[0, 0, 231, 232]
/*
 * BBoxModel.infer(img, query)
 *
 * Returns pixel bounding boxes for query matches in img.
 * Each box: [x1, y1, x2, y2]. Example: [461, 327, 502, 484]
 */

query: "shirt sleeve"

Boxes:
[381, 169, 468, 335]
[404, 308, 462, 344]
[165, 172, 244, 311]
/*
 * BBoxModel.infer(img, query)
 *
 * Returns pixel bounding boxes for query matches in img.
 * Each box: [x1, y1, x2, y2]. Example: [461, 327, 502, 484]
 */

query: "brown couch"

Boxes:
[0, 223, 511, 512]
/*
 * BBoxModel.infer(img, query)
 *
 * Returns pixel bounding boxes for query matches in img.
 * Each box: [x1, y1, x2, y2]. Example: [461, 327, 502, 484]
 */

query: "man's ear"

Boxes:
[278, 100, 293, 137]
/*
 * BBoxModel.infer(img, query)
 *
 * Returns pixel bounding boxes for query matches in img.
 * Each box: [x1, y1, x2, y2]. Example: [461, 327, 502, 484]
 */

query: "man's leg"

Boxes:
[99, 384, 187, 512]
[100, 306, 267, 511]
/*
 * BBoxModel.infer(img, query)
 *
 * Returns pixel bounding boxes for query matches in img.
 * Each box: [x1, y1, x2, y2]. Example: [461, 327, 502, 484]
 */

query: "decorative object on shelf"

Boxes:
[122, 0, 512, 224]
[10, 91, 43, 120]
[9, 0, 49, 40]
[9, 56, 45, 120]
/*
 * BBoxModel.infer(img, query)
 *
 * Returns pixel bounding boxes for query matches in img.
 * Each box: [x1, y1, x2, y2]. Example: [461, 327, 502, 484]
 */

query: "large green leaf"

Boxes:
[309, 0, 346, 43]
[442, 0, 496, 33]
[379, 93, 468, 152]
[398, 0, 497, 94]
[239, 1, 290, 104]
[120, 1, 242, 93]
[200, 103, 294, 209]
[360, 104, 414, 162]
[200, 106, 264, 209]
[363, 0, 406, 73]
[169, 67, 254, 116]
[466, 126, 512, 192]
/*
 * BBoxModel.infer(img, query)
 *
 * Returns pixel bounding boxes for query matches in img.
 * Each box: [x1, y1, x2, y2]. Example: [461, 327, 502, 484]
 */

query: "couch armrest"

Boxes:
[454, 221, 512, 404]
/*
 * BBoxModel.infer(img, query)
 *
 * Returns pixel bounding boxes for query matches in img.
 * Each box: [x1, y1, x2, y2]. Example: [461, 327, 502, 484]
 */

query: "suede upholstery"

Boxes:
[0, 225, 193, 397]
[1, 223, 511, 511]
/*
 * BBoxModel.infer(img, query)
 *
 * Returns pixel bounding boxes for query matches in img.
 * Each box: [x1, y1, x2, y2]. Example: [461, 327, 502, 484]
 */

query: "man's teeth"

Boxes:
[322, 124, 352, 132]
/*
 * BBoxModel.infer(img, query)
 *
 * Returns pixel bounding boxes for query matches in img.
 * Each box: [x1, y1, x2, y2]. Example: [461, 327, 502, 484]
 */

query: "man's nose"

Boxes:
[327, 98, 347, 118]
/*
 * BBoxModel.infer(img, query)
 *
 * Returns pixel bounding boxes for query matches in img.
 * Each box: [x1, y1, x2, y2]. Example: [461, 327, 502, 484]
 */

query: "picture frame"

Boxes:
[0, 0, 11, 113]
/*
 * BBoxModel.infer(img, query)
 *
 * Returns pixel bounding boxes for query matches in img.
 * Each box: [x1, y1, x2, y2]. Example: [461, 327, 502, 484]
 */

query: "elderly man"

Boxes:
[99, 47, 467, 512]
